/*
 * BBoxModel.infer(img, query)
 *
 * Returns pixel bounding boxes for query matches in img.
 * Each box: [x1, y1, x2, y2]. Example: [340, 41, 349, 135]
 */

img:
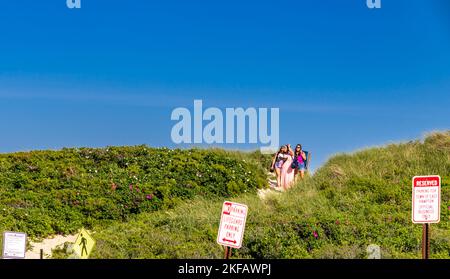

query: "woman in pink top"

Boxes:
[293, 144, 307, 180]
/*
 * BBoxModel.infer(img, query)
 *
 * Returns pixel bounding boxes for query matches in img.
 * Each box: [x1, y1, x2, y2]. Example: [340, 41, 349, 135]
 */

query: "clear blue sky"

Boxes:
[0, 0, 449, 171]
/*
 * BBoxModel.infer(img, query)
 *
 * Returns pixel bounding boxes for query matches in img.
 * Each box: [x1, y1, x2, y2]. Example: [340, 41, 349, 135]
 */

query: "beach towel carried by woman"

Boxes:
[280, 155, 295, 190]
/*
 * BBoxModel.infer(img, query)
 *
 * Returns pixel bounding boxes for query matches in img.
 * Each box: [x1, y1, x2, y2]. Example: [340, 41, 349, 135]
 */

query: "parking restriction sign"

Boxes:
[217, 201, 248, 249]
[412, 175, 441, 224]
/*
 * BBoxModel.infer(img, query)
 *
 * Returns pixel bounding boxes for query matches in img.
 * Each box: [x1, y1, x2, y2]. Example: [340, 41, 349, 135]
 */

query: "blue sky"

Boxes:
[0, 0, 449, 171]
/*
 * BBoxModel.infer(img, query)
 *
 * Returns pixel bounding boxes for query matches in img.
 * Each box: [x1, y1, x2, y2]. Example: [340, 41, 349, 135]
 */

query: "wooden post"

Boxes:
[40, 249, 44, 259]
[224, 246, 232, 259]
[422, 224, 430, 259]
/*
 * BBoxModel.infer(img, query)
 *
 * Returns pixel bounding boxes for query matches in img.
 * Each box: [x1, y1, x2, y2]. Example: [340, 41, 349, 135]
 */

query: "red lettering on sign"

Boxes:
[414, 177, 440, 187]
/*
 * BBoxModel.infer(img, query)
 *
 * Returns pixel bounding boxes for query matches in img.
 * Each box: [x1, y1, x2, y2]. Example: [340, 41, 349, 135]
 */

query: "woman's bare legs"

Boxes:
[275, 167, 281, 188]
[294, 169, 299, 183]
[300, 170, 305, 179]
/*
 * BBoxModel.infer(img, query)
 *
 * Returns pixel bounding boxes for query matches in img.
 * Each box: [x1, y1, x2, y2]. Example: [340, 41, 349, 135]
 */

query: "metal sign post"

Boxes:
[224, 246, 232, 259]
[422, 224, 430, 259]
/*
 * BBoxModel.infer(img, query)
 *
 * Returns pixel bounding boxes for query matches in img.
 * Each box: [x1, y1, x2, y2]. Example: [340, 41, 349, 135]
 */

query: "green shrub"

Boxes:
[0, 146, 268, 238]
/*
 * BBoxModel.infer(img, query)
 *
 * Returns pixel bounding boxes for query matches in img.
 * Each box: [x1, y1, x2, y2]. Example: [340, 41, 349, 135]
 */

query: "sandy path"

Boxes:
[26, 234, 77, 259]
[257, 173, 283, 200]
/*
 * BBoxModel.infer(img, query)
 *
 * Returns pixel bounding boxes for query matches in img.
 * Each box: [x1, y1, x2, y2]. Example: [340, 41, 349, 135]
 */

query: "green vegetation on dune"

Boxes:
[78, 132, 449, 259]
[2, 132, 450, 259]
[0, 146, 267, 239]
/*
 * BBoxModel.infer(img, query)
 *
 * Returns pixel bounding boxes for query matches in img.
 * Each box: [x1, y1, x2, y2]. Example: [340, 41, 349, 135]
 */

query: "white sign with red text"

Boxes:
[217, 201, 248, 249]
[412, 175, 441, 224]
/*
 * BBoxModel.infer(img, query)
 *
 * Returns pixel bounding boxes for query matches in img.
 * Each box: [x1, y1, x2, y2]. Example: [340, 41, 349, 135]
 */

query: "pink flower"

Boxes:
[129, 184, 133, 190]
[335, 220, 340, 225]
[146, 194, 153, 200]
[448, 206, 450, 211]
[313, 231, 318, 239]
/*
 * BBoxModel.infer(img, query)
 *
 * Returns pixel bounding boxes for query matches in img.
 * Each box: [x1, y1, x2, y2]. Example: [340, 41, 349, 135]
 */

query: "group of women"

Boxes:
[270, 144, 308, 190]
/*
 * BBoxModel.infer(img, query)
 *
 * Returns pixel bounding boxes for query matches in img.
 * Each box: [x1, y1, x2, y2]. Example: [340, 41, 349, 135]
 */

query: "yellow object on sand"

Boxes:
[72, 228, 95, 259]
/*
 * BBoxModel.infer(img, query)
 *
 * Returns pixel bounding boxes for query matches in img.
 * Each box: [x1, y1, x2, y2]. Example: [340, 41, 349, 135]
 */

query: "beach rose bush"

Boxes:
[0, 146, 268, 237]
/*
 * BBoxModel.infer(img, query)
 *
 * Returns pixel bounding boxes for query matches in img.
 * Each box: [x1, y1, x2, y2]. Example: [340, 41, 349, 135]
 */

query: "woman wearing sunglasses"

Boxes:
[292, 144, 307, 180]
